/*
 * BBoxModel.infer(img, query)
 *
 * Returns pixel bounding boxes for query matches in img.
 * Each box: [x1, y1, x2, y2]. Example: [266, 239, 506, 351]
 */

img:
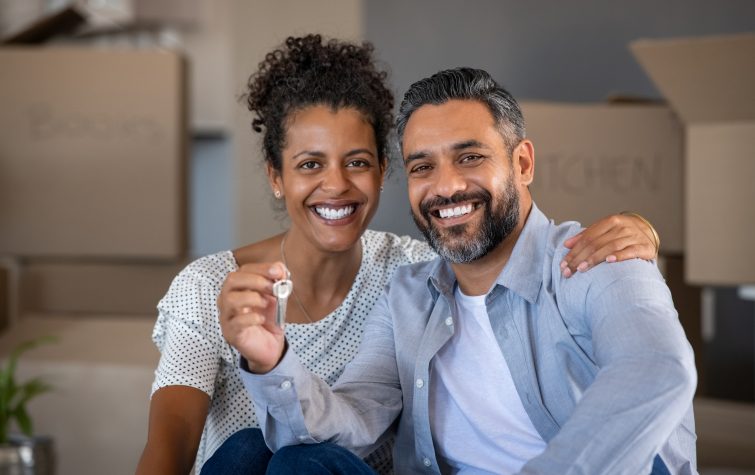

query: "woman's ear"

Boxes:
[266, 162, 283, 198]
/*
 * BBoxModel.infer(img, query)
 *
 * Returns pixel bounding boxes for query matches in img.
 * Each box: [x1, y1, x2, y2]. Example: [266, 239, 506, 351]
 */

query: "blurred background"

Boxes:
[0, 0, 753, 474]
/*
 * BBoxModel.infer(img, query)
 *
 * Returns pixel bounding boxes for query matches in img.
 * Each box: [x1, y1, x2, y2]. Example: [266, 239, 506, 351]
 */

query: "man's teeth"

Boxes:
[438, 204, 473, 219]
[315, 205, 355, 220]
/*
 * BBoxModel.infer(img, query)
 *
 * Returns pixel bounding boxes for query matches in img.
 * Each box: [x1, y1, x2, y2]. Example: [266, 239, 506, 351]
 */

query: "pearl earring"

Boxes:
[274, 190, 281, 199]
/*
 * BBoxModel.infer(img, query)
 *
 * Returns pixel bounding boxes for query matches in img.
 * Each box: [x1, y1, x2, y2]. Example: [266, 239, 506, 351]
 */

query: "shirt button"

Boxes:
[423, 457, 432, 467]
[280, 380, 292, 390]
[416, 378, 424, 389]
[445, 317, 453, 326]
[297, 435, 308, 442]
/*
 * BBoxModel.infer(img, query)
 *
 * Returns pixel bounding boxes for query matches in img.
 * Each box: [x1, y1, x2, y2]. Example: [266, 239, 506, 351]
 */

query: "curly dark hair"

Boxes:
[245, 34, 394, 172]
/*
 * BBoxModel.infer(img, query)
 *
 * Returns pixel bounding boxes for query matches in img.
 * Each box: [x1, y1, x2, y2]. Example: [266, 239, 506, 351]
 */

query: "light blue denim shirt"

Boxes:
[240, 204, 697, 475]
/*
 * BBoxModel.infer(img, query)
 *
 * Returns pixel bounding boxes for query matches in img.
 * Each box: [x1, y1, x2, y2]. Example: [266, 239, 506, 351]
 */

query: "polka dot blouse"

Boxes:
[150, 230, 436, 471]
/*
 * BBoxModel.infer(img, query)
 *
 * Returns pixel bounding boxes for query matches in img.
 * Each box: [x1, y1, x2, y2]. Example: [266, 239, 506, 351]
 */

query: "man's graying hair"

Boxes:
[396, 67, 525, 154]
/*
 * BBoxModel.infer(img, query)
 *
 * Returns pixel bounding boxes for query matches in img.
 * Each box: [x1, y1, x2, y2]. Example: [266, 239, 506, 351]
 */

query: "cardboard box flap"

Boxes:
[2, 6, 86, 44]
[630, 33, 755, 124]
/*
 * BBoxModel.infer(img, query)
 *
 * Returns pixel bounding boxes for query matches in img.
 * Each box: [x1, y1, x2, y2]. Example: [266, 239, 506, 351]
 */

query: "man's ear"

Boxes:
[266, 162, 283, 197]
[513, 139, 535, 187]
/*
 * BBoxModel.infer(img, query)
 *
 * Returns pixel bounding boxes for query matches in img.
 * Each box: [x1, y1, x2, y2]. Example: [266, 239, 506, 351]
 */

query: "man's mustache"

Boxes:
[419, 190, 492, 219]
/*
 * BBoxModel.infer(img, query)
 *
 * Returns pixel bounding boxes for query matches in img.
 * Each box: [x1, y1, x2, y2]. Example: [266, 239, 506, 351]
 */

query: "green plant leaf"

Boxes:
[1, 335, 56, 442]
[13, 405, 32, 437]
[16, 378, 54, 406]
[7, 336, 57, 378]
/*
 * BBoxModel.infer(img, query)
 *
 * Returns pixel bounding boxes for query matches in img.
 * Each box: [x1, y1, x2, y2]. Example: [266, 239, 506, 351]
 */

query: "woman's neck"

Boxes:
[278, 231, 363, 322]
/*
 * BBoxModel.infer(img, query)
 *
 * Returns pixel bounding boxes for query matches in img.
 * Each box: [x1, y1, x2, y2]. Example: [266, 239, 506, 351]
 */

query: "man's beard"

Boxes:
[411, 175, 520, 264]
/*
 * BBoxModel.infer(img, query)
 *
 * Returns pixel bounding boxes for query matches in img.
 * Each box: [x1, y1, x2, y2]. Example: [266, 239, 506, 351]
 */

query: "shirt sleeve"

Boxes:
[151, 267, 224, 398]
[520, 260, 697, 475]
[238, 290, 403, 457]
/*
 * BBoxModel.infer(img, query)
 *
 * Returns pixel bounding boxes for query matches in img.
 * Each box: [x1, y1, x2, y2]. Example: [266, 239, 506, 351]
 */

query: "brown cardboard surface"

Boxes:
[0, 314, 157, 365]
[687, 123, 755, 284]
[632, 33, 755, 284]
[523, 101, 684, 253]
[0, 47, 187, 259]
[81, 0, 199, 30]
[0, 266, 7, 332]
[1, 5, 85, 44]
[631, 33, 755, 124]
[0, 314, 158, 474]
[694, 397, 755, 469]
[19, 260, 187, 316]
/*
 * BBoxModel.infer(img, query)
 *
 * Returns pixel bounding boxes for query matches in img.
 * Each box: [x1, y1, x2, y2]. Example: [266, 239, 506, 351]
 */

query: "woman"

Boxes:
[136, 34, 659, 475]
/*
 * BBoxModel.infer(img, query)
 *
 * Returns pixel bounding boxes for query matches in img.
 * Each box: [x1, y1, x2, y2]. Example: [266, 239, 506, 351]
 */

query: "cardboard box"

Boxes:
[0, 314, 159, 474]
[80, 0, 199, 30]
[19, 260, 188, 316]
[631, 33, 755, 284]
[523, 102, 684, 253]
[0, 47, 187, 259]
[694, 397, 755, 469]
[0, 266, 7, 332]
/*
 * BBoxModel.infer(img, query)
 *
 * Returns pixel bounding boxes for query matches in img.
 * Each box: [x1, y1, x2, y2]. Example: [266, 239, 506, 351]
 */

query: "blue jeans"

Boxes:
[203, 428, 668, 475]
[200, 428, 376, 475]
[651, 454, 671, 475]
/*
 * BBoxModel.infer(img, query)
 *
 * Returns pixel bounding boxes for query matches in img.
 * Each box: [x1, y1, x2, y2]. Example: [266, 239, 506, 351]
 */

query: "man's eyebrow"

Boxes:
[452, 139, 489, 151]
[404, 139, 490, 164]
[404, 150, 429, 165]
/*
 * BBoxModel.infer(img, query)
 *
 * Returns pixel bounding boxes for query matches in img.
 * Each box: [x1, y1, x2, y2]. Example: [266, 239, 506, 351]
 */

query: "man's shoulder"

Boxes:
[389, 256, 441, 287]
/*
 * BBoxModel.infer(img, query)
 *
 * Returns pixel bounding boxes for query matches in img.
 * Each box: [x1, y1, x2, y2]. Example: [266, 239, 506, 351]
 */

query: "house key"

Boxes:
[272, 269, 293, 328]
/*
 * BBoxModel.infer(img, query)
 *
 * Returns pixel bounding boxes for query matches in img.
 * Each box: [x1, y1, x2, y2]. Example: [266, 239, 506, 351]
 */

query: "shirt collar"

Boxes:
[427, 203, 548, 304]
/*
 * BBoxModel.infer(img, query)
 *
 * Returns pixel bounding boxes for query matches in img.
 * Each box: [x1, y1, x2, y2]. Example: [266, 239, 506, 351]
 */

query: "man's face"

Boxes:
[402, 100, 523, 263]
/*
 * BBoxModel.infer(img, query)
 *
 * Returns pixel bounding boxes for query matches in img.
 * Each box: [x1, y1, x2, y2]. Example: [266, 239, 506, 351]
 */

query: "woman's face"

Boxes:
[268, 105, 384, 253]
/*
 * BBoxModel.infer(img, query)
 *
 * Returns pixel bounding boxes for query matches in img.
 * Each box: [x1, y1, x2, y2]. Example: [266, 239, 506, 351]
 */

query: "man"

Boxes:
[227, 68, 697, 474]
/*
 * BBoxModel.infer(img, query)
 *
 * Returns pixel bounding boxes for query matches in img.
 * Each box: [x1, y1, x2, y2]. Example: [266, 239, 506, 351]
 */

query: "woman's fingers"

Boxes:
[561, 213, 658, 277]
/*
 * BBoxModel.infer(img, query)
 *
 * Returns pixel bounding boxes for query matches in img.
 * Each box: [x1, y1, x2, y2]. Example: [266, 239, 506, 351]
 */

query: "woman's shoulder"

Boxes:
[158, 251, 237, 303]
[362, 229, 437, 265]
[178, 250, 238, 283]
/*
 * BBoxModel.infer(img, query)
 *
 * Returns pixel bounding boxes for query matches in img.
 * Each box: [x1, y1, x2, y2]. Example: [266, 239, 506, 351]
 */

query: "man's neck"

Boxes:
[452, 203, 532, 296]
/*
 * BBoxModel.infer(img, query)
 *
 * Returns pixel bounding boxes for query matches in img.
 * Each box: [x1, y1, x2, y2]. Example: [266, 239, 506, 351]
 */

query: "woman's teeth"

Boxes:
[315, 205, 355, 220]
[438, 204, 473, 219]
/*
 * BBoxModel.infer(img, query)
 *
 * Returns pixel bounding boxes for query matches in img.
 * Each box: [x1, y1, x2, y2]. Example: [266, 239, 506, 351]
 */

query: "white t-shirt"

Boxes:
[429, 286, 546, 474]
[150, 230, 435, 471]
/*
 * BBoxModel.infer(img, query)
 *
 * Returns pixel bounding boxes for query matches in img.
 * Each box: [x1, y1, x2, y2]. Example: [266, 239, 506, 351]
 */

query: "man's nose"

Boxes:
[432, 162, 467, 197]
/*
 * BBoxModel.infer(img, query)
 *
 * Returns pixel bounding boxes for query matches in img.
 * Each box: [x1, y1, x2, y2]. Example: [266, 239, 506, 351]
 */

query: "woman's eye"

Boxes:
[300, 161, 321, 170]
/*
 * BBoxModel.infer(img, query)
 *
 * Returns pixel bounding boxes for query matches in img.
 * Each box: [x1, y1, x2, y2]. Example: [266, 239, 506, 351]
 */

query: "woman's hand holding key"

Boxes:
[218, 262, 288, 374]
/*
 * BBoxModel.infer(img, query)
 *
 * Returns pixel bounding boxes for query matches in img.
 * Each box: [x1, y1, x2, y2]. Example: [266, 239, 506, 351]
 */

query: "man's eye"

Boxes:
[409, 164, 431, 174]
[347, 159, 370, 168]
[461, 154, 483, 163]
